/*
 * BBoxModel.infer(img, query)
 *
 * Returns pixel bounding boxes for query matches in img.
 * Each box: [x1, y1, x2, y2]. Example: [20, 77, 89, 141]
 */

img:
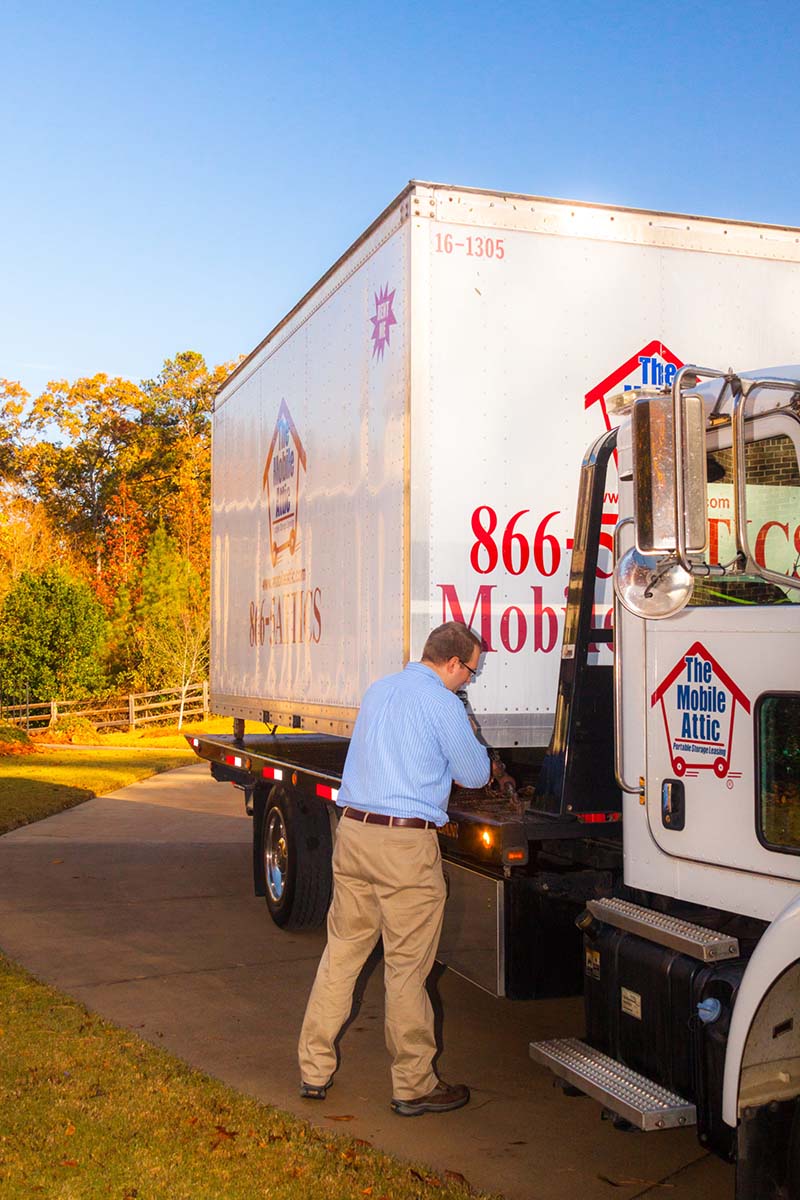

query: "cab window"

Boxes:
[690, 433, 800, 607]
[756, 693, 800, 853]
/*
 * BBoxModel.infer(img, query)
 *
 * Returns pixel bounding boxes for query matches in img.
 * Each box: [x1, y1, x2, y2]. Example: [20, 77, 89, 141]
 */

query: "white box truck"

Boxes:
[207, 181, 800, 748]
[189, 184, 800, 1078]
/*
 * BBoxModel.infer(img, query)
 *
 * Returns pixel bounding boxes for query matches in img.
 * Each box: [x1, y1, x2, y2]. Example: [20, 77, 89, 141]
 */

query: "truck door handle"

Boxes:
[661, 779, 685, 830]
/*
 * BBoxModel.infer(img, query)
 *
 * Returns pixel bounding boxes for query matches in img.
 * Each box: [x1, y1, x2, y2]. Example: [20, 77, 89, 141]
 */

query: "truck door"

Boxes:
[643, 413, 800, 885]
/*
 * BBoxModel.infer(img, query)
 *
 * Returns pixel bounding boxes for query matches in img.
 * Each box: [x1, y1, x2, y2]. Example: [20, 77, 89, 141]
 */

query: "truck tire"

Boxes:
[788, 1099, 800, 1200]
[261, 787, 332, 930]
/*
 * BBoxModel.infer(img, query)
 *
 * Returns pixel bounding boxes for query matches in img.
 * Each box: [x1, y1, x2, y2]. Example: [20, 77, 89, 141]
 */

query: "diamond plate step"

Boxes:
[587, 897, 739, 962]
[530, 1037, 696, 1131]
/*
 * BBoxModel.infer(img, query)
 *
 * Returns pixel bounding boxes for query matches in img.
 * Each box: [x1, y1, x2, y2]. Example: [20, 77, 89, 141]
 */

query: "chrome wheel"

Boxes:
[257, 786, 333, 929]
[265, 807, 288, 903]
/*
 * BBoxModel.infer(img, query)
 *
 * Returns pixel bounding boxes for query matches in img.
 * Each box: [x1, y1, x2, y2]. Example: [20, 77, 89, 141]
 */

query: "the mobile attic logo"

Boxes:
[585, 340, 683, 433]
[263, 400, 307, 567]
[651, 642, 750, 779]
[370, 283, 397, 360]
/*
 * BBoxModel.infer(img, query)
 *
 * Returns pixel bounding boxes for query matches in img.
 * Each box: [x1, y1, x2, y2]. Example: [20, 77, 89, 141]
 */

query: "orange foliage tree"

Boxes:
[0, 350, 237, 694]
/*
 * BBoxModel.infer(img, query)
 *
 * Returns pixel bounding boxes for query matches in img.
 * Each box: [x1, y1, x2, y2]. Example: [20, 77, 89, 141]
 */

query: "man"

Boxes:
[298, 620, 507, 1116]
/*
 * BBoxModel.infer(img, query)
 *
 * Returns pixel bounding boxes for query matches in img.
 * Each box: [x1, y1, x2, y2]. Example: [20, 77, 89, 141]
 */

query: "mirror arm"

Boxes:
[709, 376, 733, 421]
[691, 559, 731, 579]
[730, 376, 751, 571]
[671, 364, 726, 573]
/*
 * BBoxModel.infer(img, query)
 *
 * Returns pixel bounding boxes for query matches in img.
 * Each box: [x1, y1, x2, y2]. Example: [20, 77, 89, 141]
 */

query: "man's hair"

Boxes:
[422, 621, 482, 665]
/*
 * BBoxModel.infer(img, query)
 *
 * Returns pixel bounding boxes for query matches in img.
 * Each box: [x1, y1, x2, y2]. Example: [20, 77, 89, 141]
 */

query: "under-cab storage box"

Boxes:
[211, 180, 800, 744]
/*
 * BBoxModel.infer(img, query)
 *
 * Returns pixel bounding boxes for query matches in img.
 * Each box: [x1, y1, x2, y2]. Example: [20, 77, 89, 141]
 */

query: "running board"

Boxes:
[530, 1038, 697, 1131]
[586, 897, 739, 962]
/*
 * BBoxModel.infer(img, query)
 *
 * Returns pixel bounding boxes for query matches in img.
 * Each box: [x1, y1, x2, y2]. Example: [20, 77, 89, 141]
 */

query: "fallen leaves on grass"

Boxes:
[0, 741, 39, 756]
[213, 1125, 238, 1142]
[1, 953, 503, 1200]
[412, 1168, 443, 1187]
[444, 1171, 470, 1189]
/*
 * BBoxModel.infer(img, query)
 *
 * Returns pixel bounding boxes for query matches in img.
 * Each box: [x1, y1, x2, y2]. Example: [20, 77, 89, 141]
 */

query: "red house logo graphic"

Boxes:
[651, 642, 750, 779]
[263, 400, 307, 567]
[585, 340, 683, 433]
[584, 341, 684, 542]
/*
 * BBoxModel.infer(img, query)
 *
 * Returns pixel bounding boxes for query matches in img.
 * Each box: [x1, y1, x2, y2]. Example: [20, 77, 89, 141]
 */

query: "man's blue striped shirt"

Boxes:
[337, 662, 490, 826]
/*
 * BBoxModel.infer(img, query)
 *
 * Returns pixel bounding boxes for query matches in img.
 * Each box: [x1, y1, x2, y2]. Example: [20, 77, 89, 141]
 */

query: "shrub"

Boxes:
[0, 568, 108, 701]
[0, 723, 37, 756]
[36, 715, 103, 745]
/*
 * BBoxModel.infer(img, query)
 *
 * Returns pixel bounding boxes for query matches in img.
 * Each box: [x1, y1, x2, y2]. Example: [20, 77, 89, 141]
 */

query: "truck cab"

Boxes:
[532, 366, 800, 1199]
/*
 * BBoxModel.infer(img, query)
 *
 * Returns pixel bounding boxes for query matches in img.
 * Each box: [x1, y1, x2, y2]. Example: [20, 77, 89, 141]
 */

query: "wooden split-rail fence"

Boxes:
[0, 681, 209, 731]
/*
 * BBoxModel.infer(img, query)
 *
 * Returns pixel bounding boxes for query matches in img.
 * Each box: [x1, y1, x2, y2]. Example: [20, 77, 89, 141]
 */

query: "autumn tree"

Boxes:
[19, 374, 143, 574]
[0, 379, 28, 482]
[133, 527, 208, 724]
[0, 351, 233, 695]
[136, 351, 232, 583]
[0, 379, 86, 603]
[94, 481, 149, 610]
[0, 490, 84, 603]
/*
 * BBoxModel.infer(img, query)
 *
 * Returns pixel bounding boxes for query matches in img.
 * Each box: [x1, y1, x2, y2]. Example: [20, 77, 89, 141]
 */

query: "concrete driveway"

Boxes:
[0, 763, 732, 1199]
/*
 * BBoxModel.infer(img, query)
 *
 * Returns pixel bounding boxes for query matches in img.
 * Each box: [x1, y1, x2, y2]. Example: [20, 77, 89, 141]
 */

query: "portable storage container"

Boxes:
[211, 181, 800, 746]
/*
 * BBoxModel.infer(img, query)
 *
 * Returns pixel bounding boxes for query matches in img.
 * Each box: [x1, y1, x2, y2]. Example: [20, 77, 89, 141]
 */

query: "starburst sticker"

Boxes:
[370, 284, 397, 360]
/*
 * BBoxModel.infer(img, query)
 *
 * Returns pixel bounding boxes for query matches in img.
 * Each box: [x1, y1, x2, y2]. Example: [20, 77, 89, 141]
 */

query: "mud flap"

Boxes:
[735, 1101, 795, 1199]
[252, 786, 266, 896]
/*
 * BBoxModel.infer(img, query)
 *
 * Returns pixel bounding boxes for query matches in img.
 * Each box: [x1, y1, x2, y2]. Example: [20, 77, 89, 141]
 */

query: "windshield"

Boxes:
[689, 430, 800, 607]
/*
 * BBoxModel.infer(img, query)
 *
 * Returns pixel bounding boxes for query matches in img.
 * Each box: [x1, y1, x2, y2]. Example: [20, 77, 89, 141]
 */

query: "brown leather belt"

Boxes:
[342, 806, 435, 830]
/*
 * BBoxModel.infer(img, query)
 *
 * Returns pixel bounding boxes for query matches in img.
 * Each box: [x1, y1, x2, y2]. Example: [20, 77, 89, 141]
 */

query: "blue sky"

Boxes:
[2, 0, 798, 398]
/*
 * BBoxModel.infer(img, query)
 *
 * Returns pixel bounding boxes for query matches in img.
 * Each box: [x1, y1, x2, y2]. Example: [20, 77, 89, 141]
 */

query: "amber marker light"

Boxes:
[480, 829, 494, 849]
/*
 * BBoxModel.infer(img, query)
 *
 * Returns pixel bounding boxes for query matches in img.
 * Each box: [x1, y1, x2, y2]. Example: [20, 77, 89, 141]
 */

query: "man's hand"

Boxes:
[490, 756, 516, 797]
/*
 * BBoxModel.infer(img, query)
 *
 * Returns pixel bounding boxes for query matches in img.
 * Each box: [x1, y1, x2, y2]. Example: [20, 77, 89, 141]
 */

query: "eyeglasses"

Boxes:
[459, 659, 478, 681]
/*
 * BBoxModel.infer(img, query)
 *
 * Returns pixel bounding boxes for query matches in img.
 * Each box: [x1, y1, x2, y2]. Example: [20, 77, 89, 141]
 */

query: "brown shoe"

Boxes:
[299, 1076, 333, 1100]
[391, 1081, 470, 1116]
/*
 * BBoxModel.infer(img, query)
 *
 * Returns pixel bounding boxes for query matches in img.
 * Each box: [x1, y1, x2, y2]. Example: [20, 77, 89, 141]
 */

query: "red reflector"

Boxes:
[262, 766, 284, 781]
[505, 849, 526, 861]
[578, 812, 621, 824]
[315, 784, 340, 801]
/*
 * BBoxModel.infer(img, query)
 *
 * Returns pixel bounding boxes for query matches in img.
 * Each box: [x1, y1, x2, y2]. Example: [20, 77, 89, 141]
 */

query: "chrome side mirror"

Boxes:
[632, 391, 708, 555]
[614, 545, 694, 619]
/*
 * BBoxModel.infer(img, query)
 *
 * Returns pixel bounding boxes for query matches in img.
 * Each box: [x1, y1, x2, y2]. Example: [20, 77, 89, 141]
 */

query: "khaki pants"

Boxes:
[298, 816, 447, 1100]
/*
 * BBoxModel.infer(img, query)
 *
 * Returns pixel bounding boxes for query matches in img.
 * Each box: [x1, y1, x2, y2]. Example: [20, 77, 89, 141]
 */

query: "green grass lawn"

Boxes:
[0, 746, 192, 836]
[0, 955, 488, 1200]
